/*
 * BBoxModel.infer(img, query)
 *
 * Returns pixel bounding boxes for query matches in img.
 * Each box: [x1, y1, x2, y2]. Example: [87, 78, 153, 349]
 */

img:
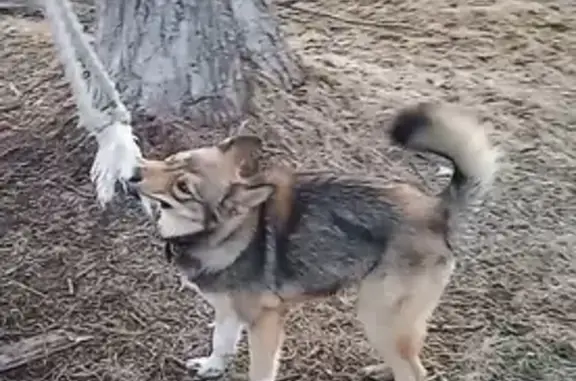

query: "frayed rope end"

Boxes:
[90, 122, 142, 207]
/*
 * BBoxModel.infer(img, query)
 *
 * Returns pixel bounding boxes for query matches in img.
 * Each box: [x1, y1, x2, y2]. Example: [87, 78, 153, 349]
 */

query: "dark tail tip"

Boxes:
[389, 102, 434, 146]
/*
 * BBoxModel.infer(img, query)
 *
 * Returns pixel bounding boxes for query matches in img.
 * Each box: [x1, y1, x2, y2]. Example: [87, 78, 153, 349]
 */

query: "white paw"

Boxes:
[361, 363, 393, 380]
[186, 356, 227, 379]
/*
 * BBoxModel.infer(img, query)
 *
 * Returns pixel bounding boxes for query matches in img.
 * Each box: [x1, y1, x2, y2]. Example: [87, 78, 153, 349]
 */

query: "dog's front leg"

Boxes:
[186, 294, 244, 379]
[247, 309, 285, 381]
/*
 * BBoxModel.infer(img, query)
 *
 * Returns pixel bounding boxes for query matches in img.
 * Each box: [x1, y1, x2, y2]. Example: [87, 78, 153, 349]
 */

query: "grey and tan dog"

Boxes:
[128, 102, 499, 381]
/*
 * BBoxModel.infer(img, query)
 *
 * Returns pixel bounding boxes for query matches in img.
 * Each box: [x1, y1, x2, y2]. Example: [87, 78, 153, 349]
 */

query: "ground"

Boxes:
[0, 0, 575, 380]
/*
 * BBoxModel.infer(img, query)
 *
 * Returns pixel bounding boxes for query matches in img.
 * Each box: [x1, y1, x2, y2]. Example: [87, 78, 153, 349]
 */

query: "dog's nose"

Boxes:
[128, 166, 142, 183]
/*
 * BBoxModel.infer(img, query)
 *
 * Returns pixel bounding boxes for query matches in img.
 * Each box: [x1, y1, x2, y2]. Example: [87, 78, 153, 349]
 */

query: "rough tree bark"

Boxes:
[92, 0, 304, 128]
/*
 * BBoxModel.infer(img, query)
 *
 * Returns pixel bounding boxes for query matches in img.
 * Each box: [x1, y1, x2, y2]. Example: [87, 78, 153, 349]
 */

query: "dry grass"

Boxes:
[1, 0, 575, 380]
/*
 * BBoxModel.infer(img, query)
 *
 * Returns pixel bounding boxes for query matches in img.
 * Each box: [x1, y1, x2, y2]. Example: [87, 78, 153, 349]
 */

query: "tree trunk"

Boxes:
[92, 0, 304, 128]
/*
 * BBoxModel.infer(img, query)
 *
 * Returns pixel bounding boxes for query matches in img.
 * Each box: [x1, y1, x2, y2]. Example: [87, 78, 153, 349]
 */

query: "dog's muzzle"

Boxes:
[125, 181, 141, 200]
[124, 166, 144, 200]
[164, 241, 175, 262]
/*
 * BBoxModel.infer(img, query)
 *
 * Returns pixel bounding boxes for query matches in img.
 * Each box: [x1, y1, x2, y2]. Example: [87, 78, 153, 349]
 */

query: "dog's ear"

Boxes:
[224, 182, 274, 209]
[217, 135, 262, 177]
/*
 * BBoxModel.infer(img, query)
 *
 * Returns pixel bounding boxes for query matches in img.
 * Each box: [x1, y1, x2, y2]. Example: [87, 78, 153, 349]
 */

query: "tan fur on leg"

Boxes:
[357, 264, 451, 381]
[247, 309, 286, 381]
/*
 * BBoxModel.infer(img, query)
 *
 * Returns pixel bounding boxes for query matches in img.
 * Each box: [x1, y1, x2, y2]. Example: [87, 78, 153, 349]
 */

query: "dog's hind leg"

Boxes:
[357, 269, 450, 381]
[247, 309, 286, 381]
[186, 293, 244, 379]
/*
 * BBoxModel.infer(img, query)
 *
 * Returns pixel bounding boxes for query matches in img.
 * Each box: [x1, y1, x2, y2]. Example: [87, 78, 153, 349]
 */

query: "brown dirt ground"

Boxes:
[1, 1, 575, 381]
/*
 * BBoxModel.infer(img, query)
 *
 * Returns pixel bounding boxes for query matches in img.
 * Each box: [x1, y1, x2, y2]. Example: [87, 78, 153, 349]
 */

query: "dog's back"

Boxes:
[270, 173, 400, 296]
[173, 168, 448, 301]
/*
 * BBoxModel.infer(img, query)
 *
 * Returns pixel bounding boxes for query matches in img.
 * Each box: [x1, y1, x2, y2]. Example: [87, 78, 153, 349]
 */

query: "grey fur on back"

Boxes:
[170, 173, 403, 296]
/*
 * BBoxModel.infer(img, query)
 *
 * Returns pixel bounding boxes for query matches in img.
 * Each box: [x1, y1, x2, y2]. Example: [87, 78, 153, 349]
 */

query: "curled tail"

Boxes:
[388, 102, 499, 217]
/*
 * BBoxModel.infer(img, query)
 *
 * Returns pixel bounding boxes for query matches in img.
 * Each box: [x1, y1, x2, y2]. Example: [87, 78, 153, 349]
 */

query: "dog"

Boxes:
[127, 102, 499, 381]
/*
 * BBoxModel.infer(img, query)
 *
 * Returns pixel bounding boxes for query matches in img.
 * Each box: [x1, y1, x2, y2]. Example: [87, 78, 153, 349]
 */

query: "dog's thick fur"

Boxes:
[128, 102, 498, 381]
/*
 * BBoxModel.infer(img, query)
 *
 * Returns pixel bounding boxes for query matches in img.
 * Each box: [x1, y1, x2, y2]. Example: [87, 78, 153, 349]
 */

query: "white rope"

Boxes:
[43, 0, 143, 206]
[56, 0, 131, 125]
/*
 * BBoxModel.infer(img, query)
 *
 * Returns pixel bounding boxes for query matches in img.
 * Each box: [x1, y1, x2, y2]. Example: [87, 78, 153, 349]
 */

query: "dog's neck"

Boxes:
[165, 210, 260, 270]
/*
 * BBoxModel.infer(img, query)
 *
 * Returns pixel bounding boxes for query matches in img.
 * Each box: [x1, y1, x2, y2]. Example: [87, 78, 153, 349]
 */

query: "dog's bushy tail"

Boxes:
[388, 102, 499, 218]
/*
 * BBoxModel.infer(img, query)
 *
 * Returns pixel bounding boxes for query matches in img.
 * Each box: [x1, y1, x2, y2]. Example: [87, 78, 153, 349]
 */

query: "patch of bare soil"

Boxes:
[1, 1, 575, 381]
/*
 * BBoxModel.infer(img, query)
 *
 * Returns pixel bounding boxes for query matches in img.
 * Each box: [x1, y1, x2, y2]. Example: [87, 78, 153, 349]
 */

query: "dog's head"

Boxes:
[127, 135, 274, 241]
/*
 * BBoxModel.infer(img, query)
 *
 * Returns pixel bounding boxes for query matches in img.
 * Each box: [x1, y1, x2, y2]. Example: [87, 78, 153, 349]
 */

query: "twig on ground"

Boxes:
[428, 323, 484, 333]
[0, 0, 36, 12]
[0, 331, 92, 373]
[279, 3, 408, 32]
[0, 102, 22, 113]
[9, 280, 47, 298]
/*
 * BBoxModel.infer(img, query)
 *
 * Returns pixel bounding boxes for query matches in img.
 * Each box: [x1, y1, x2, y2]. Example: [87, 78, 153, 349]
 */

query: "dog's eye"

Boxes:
[175, 179, 191, 195]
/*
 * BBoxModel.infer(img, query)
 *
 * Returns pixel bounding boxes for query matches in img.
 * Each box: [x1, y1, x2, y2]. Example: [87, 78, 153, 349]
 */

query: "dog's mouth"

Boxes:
[164, 241, 175, 262]
[163, 230, 214, 263]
